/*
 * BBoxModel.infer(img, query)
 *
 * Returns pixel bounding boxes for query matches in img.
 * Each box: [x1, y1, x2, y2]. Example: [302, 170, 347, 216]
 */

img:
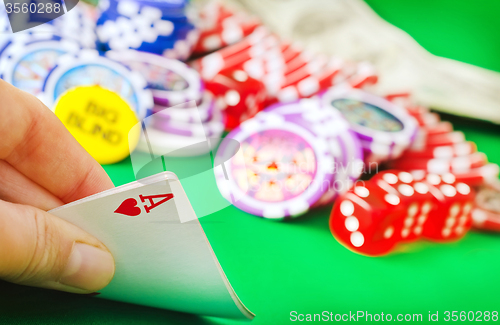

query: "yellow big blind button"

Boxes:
[54, 85, 140, 165]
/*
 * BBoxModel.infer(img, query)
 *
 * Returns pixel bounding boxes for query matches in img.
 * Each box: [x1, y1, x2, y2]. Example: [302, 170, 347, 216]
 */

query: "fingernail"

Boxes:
[60, 243, 115, 292]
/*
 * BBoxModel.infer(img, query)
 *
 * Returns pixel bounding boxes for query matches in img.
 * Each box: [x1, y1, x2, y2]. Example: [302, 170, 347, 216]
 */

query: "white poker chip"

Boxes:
[106, 49, 203, 106]
[0, 38, 81, 96]
[153, 97, 224, 138]
[40, 49, 153, 119]
[321, 86, 418, 149]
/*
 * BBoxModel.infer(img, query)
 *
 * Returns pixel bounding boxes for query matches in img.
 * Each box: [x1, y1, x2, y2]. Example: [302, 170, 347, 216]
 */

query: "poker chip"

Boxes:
[40, 49, 153, 120]
[152, 91, 215, 123]
[410, 131, 466, 151]
[193, 27, 272, 80]
[191, 1, 262, 55]
[265, 99, 363, 194]
[264, 98, 364, 203]
[152, 99, 223, 138]
[452, 164, 500, 187]
[53, 85, 140, 165]
[96, 0, 198, 60]
[106, 50, 203, 107]
[214, 110, 335, 219]
[0, 37, 81, 96]
[0, 32, 59, 58]
[321, 86, 418, 163]
[472, 181, 500, 232]
[389, 152, 488, 174]
[411, 112, 440, 127]
[409, 163, 499, 187]
[403, 141, 477, 159]
[422, 121, 453, 136]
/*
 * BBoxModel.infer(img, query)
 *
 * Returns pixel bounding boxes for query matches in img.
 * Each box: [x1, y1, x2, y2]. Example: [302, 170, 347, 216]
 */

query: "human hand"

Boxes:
[0, 80, 116, 294]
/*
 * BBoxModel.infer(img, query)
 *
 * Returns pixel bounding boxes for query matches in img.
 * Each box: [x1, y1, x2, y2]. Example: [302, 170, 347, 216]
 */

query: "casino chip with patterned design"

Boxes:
[214, 109, 335, 219]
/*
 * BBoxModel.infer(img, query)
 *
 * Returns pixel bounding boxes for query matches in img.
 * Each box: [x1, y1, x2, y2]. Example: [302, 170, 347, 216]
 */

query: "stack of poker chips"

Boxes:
[214, 98, 364, 219]
[38, 49, 153, 120]
[107, 50, 225, 157]
[0, 3, 98, 97]
[384, 93, 499, 187]
[96, 0, 198, 60]
[0, 0, 213, 159]
[376, 93, 500, 232]
[189, 2, 378, 131]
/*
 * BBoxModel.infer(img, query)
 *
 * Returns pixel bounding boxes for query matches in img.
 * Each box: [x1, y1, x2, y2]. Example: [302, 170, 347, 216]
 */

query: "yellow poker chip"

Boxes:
[54, 85, 140, 165]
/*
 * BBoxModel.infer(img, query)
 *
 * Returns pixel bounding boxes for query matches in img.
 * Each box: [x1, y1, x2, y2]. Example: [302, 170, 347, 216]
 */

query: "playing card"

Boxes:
[49, 171, 254, 320]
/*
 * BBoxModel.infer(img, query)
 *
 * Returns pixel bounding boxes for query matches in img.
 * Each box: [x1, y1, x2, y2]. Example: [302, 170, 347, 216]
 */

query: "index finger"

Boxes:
[0, 80, 114, 203]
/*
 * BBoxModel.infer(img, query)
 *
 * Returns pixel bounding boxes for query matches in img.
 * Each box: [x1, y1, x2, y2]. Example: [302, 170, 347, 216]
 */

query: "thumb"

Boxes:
[0, 200, 115, 293]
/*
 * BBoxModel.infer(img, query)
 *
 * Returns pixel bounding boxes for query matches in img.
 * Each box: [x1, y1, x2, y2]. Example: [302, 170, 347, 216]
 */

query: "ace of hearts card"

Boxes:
[49, 171, 254, 320]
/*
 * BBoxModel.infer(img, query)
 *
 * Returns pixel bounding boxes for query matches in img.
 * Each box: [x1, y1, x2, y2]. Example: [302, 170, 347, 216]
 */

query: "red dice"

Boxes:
[330, 170, 476, 256]
[419, 173, 475, 241]
[330, 180, 408, 256]
[370, 171, 437, 244]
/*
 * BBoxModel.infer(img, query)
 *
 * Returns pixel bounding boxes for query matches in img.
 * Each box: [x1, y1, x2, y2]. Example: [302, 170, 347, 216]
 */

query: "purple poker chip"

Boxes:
[152, 91, 214, 123]
[106, 50, 203, 107]
[264, 99, 364, 205]
[152, 102, 224, 138]
[214, 110, 334, 219]
[321, 86, 417, 159]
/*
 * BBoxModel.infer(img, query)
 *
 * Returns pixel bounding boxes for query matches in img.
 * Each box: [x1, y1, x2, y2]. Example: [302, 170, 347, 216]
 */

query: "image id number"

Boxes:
[5, 2, 61, 14]
[444, 311, 499, 321]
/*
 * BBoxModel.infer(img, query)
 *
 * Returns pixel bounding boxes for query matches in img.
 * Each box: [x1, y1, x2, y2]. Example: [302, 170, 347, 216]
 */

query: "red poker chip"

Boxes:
[472, 182, 500, 232]
[409, 163, 499, 187]
[193, 22, 266, 56]
[282, 51, 322, 76]
[423, 121, 453, 136]
[348, 62, 378, 89]
[454, 164, 500, 187]
[410, 122, 455, 151]
[214, 38, 279, 74]
[317, 58, 346, 89]
[404, 141, 478, 159]
[192, 2, 262, 55]
[275, 57, 343, 102]
[390, 152, 488, 174]
[410, 112, 440, 127]
[193, 28, 272, 79]
[281, 43, 302, 63]
[410, 131, 465, 151]
[213, 27, 270, 59]
[426, 131, 466, 146]
[472, 209, 500, 232]
[406, 105, 430, 119]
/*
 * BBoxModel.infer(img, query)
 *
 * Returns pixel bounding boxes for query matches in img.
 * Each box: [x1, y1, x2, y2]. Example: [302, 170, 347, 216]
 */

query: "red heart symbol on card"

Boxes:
[114, 198, 141, 217]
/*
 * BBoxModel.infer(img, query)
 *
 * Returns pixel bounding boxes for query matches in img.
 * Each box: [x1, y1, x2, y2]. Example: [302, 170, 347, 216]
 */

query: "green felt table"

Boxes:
[2, 1, 500, 324]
